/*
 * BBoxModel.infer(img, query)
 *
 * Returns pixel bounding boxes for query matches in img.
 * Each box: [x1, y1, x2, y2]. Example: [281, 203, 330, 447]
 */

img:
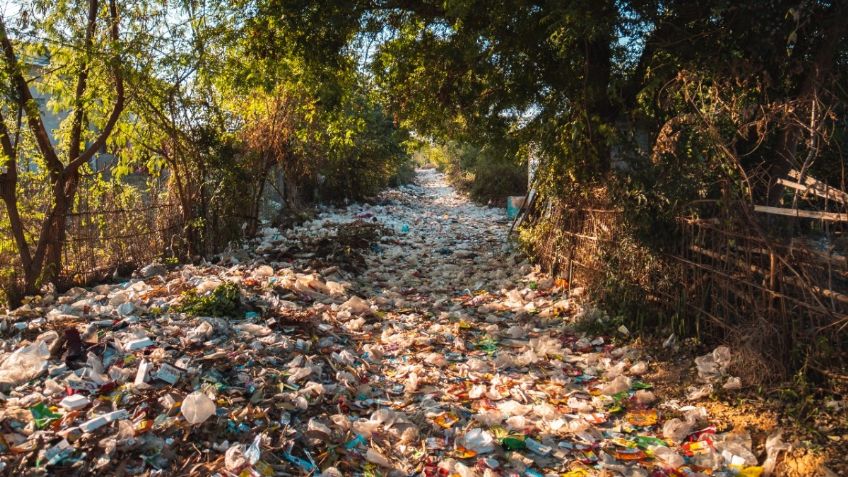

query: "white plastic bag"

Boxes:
[0, 340, 50, 386]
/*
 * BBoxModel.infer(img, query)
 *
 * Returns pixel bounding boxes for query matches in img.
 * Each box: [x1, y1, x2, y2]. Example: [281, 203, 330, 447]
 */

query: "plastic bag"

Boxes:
[365, 448, 392, 468]
[762, 432, 789, 476]
[342, 296, 372, 315]
[662, 418, 693, 444]
[0, 339, 50, 386]
[600, 375, 631, 395]
[652, 446, 685, 468]
[461, 428, 495, 454]
[695, 345, 732, 382]
[181, 391, 216, 425]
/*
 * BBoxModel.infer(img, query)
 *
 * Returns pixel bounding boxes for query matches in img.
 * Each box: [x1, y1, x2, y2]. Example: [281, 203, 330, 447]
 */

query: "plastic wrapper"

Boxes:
[181, 391, 216, 425]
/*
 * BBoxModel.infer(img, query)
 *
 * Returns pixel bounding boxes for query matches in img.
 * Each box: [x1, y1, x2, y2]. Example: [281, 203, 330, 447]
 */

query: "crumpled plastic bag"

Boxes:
[365, 448, 392, 468]
[181, 391, 216, 425]
[695, 345, 732, 382]
[686, 383, 714, 401]
[341, 296, 372, 315]
[224, 443, 247, 471]
[461, 428, 495, 454]
[0, 339, 50, 386]
[663, 418, 694, 444]
[723, 376, 742, 390]
[763, 432, 790, 476]
[600, 375, 631, 395]
[652, 445, 686, 468]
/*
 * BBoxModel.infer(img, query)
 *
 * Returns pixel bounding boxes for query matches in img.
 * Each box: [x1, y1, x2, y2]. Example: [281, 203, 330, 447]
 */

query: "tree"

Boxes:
[244, 0, 846, 203]
[0, 0, 124, 303]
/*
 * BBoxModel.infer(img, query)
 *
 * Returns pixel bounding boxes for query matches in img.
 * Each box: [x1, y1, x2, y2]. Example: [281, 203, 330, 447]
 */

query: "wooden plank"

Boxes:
[742, 245, 846, 269]
[753, 205, 848, 222]
[787, 170, 848, 204]
[777, 178, 848, 204]
[688, 245, 848, 305]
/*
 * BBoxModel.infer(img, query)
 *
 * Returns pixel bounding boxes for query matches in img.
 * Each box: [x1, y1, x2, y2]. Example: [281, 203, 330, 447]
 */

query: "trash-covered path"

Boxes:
[0, 170, 783, 476]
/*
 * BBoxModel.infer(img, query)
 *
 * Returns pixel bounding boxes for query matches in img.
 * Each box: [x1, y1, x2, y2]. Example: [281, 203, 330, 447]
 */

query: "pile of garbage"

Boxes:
[0, 170, 788, 475]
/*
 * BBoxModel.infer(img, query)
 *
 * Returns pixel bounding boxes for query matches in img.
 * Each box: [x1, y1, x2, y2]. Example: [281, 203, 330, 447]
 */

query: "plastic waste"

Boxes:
[79, 409, 130, 433]
[139, 263, 167, 277]
[462, 428, 495, 454]
[762, 432, 790, 476]
[663, 418, 694, 444]
[723, 376, 742, 390]
[30, 403, 62, 429]
[600, 375, 631, 395]
[695, 345, 732, 382]
[0, 339, 50, 386]
[59, 394, 91, 410]
[342, 296, 372, 315]
[0, 169, 797, 476]
[365, 448, 392, 468]
[687, 383, 714, 400]
[181, 391, 216, 425]
[525, 437, 552, 456]
[652, 445, 685, 468]
[225, 443, 248, 471]
[124, 337, 154, 351]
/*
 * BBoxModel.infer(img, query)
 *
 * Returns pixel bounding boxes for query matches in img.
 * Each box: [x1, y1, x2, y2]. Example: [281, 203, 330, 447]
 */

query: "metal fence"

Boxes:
[61, 199, 183, 286]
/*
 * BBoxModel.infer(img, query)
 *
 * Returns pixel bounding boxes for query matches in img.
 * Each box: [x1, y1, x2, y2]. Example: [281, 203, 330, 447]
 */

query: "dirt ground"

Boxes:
[640, 337, 846, 477]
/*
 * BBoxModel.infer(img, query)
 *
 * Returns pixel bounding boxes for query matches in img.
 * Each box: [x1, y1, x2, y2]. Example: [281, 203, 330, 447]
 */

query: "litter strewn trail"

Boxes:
[0, 169, 783, 476]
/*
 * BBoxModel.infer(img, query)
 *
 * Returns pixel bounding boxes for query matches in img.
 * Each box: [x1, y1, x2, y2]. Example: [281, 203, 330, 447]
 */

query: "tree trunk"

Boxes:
[0, 183, 34, 307]
[43, 175, 79, 288]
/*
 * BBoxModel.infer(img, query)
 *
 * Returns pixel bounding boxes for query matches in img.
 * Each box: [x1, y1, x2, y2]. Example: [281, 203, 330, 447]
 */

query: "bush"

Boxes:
[469, 159, 527, 205]
[388, 160, 417, 186]
[173, 282, 241, 317]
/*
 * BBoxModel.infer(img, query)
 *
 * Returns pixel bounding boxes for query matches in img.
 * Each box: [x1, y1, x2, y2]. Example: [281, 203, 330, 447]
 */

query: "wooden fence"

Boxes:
[523, 186, 847, 379]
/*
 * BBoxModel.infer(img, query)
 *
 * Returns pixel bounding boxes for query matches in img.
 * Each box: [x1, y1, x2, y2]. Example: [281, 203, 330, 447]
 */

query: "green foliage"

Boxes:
[173, 282, 241, 317]
[1, 0, 415, 305]
[314, 83, 411, 202]
[414, 141, 525, 203]
[388, 160, 416, 187]
[469, 159, 527, 205]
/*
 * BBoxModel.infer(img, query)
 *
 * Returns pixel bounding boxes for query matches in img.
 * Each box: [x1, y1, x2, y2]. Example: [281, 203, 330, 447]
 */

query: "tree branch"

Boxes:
[66, 0, 124, 173]
[0, 15, 63, 176]
[68, 0, 100, 164]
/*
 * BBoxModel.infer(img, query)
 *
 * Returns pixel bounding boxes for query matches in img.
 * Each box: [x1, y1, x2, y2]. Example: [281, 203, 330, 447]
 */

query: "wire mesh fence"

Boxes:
[61, 201, 183, 286]
[0, 179, 184, 305]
